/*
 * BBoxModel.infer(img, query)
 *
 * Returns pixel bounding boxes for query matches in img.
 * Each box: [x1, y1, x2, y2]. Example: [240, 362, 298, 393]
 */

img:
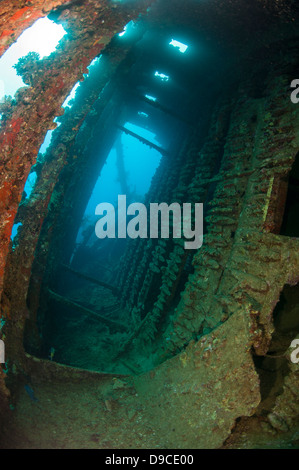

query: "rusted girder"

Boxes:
[47, 289, 127, 330]
[60, 263, 119, 296]
[117, 124, 169, 156]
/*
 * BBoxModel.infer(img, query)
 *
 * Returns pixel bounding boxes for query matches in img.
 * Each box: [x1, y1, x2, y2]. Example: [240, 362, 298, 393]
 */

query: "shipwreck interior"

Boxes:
[0, 0, 299, 449]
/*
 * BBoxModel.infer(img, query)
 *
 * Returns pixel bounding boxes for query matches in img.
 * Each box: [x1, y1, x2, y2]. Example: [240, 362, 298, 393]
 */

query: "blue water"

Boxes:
[76, 127, 161, 245]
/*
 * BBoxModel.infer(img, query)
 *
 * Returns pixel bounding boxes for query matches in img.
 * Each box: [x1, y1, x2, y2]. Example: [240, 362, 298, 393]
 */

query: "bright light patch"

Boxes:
[17, 17, 66, 59]
[154, 71, 170, 82]
[39, 118, 61, 154]
[11, 222, 22, 242]
[118, 21, 136, 39]
[0, 17, 66, 100]
[39, 130, 54, 155]
[119, 25, 127, 37]
[23, 171, 37, 199]
[145, 94, 157, 102]
[62, 82, 80, 109]
[88, 56, 101, 70]
[169, 39, 188, 53]
[62, 55, 101, 109]
[0, 80, 4, 101]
